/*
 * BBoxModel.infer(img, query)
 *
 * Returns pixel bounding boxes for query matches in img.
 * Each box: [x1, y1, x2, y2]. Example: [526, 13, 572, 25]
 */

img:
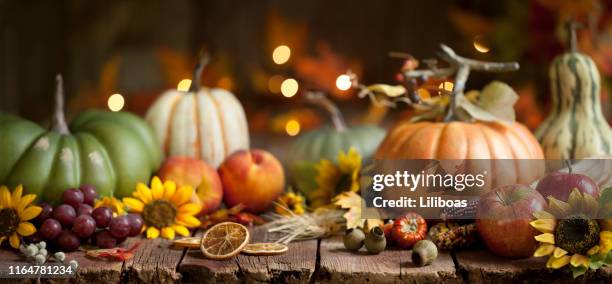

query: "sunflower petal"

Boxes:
[533, 210, 555, 220]
[588, 245, 600, 256]
[19, 206, 42, 221]
[11, 185, 23, 207]
[553, 247, 567, 258]
[123, 198, 144, 212]
[534, 244, 555, 257]
[177, 215, 201, 227]
[163, 181, 176, 200]
[530, 219, 556, 233]
[550, 255, 570, 269]
[146, 227, 160, 239]
[161, 227, 175, 240]
[9, 233, 20, 248]
[135, 183, 153, 203]
[171, 185, 193, 207]
[171, 224, 190, 237]
[178, 203, 201, 216]
[17, 222, 36, 236]
[17, 194, 36, 213]
[570, 254, 589, 268]
[0, 186, 11, 208]
[535, 233, 555, 244]
[547, 197, 571, 218]
[151, 177, 164, 200]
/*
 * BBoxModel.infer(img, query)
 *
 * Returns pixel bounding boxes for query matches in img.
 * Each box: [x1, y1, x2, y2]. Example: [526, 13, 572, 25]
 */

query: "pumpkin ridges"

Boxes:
[192, 94, 202, 159]
[74, 133, 116, 198]
[406, 123, 444, 159]
[396, 123, 432, 159]
[436, 122, 468, 159]
[163, 93, 183, 156]
[0, 117, 45, 181]
[385, 123, 429, 159]
[208, 89, 229, 163]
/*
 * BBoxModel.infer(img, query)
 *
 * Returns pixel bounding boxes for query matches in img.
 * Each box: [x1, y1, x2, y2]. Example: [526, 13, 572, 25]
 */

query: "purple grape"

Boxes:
[109, 216, 130, 238]
[126, 214, 144, 237]
[34, 203, 53, 223]
[53, 204, 76, 227]
[94, 230, 117, 249]
[56, 230, 80, 252]
[78, 185, 98, 205]
[72, 215, 96, 238]
[25, 232, 44, 244]
[77, 203, 93, 216]
[40, 219, 62, 240]
[62, 188, 84, 208]
[92, 207, 112, 228]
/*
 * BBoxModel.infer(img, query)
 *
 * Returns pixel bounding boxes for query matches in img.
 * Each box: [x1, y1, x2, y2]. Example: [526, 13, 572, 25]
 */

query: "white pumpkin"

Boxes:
[145, 56, 249, 167]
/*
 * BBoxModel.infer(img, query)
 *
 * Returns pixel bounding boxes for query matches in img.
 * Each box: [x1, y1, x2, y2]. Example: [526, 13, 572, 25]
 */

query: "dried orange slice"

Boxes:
[171, 237, 201, 249]
[242, 242, 288, 256]
[201, 222, 250, 260]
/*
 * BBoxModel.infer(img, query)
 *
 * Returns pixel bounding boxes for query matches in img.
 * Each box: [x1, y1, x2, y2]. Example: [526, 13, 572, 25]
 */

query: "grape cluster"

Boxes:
[33, 185, 143, 251]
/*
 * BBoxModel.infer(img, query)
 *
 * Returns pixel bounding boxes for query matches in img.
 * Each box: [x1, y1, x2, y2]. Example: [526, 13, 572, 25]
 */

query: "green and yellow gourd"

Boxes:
[0, 75, 162, 203]
[535, 24, 612, 160]
[287, 92, 386, 198]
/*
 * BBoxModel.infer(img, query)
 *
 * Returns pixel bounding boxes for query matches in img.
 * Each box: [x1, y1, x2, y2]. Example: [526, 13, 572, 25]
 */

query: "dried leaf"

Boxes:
[86, 242, 141, 261]
[477, 81, 518, 122]
[333, 191, 380, 229]
[367, 84, 406, 98]
[457, 96, 498, 122]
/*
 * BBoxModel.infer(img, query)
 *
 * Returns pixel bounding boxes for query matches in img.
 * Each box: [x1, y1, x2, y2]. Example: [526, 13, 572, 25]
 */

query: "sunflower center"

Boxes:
[142, 200, 177, 228]
[0, 208, 20, 236]
[555, 214, 600, 254]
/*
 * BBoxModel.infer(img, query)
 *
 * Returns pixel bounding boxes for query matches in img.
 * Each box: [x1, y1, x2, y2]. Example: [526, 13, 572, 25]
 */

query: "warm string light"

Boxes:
[439, 81, 454, 92]
[272, 45, 291, 65]
[107, 94, 125, 112]
[177, 79, 192, 91]
[335, 74, 352, 91]
[281, 78, 299, 97]
[473, 35, 490, 53]
[285, 119, 301, 136]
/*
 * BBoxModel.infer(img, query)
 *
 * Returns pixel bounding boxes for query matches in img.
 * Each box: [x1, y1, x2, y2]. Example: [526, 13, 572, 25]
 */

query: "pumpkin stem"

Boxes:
[52, 74, 70, 135]
[305, 91, 347, 132]
[564, 20, 583, 53]
[188, 52, 211, 92]
[565, 160, 573, 175]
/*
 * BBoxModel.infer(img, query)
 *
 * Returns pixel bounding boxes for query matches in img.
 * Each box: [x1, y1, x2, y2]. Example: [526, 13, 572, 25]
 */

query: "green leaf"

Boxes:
[599, 187, 612, 216]
[604, 251, 612, 266]
[508, 187, 531, 203]
[571, 265, 587, 278]
[477, 81, 518, 122]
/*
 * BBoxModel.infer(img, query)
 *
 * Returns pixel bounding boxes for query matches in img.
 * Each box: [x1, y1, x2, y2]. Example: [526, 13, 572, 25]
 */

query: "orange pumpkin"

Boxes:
[375, 121, 545, 190]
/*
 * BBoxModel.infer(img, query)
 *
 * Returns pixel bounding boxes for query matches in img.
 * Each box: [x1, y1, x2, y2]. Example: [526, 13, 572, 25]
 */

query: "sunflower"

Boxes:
[310, 147, 362, 208]
[274, 190, 306, 216]
[0, 185, 42, 249]
[123, 176, 201, 240]
[94, 196, 126, 216]
[531, 188, 612, 278]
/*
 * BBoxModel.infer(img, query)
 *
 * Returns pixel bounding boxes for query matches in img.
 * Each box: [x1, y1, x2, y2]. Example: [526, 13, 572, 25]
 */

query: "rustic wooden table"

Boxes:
[0, 226, 610, 283]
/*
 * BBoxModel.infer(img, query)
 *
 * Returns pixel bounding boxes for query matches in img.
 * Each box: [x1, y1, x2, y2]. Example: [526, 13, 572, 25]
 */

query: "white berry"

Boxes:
[34, 254, 46, 265]
[54, 252, 66, 262]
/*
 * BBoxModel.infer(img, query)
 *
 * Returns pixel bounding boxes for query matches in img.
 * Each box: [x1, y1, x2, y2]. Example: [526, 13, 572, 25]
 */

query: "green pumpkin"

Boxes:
[287, 92, 386, 198]
[535, 24, 612, 160]
[0, 75, 162, 203]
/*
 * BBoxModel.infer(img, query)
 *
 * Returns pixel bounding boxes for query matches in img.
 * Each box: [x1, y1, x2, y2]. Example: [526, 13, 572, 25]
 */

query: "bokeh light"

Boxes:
[285, 119, 301, 136]
[335, 74, 352, 91]
[272, 45, 291, 64]
[439, 81, 454, 92]
[177, 79, 192, 91]
[473, 35, 490, 53]
[268, 75, 284, 94]
[217, 76, 233, 91]
[107, 94, 125, 112]
[281, 78, 299, 97]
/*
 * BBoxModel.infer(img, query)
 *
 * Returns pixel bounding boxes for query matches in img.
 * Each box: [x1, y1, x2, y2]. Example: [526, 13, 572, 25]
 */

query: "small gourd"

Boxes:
[411, 240, 438, 266]
[343, 228, 365, 251]
[536, 22, 612, 160]
[364, 226, 386, 254]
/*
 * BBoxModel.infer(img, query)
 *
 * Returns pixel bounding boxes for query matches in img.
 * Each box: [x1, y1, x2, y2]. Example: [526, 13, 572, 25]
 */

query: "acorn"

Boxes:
[343, 228, 365, 251]
[411, 240, 438, 266]
[364, 226, 386, 254]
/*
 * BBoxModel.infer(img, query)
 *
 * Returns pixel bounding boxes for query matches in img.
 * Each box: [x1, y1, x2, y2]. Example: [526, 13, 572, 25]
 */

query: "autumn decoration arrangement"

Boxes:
[0, 19, 610, 279]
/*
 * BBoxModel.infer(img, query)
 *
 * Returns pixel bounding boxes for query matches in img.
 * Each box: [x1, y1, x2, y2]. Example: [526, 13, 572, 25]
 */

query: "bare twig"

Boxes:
[304, 91, 348, 132]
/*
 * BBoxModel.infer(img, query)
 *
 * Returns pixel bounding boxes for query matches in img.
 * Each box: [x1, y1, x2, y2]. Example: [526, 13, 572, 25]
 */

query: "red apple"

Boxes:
[158, 156, 223, 215]
[536, 171, 598, 201]
[219, 149, 285, 213]
[476, 184, 546, 258]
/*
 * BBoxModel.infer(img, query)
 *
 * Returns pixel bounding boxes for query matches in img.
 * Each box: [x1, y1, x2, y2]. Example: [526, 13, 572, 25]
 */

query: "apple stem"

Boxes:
[304, 91, 348, 132]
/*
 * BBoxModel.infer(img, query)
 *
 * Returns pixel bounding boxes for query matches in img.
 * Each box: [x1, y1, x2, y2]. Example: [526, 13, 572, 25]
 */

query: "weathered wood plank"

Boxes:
[123, 236, 185, 283]
[318, 235, 458, 283]
[455, 249, 612, 284]
[178, 229, 241, 283]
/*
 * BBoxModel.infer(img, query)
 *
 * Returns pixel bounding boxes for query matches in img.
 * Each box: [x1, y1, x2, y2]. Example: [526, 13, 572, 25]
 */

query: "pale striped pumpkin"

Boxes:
[535, 51, 612, 160]
[146, 58, 249, 167]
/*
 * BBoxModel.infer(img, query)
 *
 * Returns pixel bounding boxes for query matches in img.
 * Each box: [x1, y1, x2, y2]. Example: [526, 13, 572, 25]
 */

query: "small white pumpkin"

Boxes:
[146, 56, 249, 167]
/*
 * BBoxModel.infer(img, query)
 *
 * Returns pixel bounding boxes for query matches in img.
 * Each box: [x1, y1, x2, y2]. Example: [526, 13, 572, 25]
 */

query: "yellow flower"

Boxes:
[531, 189, 612, 277]
[0, 185, 41, 249]
[310, 148, 362, 208]
[94, 196, 126, 216]
[274, 190, 306, 216]
[123, 177, 201, 240]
